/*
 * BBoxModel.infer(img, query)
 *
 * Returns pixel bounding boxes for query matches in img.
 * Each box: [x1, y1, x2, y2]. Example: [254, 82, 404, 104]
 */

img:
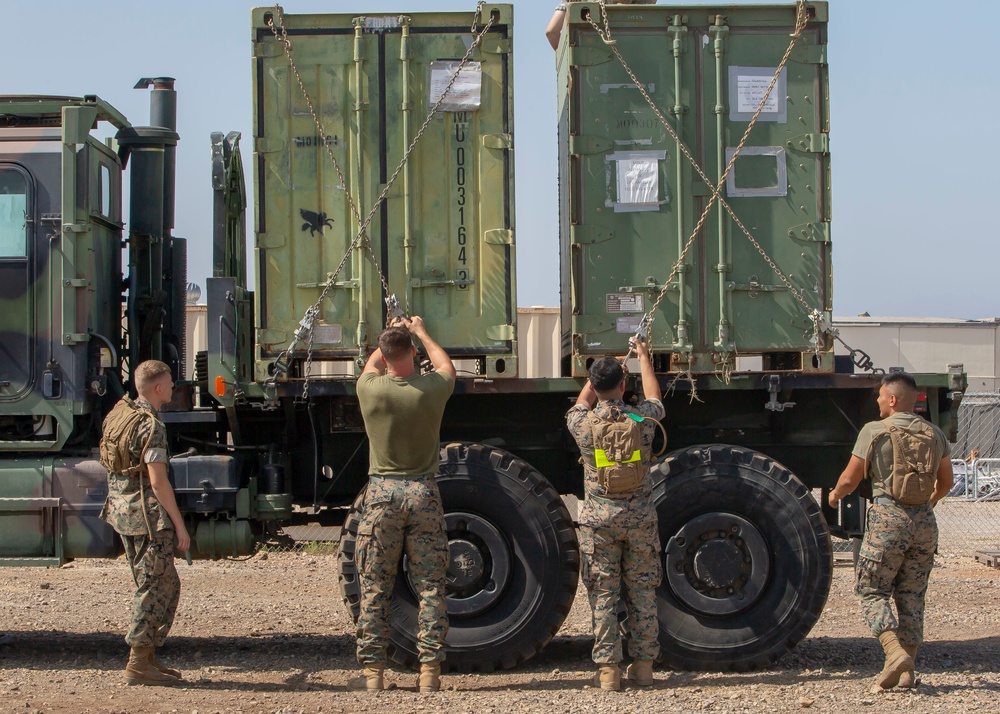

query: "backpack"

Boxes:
[588, 407, 646, 496]
[866, 417, 939, 506]
[99, 396, 155, 477]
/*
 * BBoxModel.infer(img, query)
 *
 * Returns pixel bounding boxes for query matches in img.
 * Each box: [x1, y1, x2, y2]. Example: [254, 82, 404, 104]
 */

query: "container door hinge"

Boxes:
[570, 224, 615, 245]
[786, 133, 829, 154]
[63, 278, 90, 288]
[787, 222, 830, 243]
[570, 135, 614, 155]
[62, 223, 90, 234]
[482, 134, 512, 150]
[255, 137, 286, 154]
[570, 47, 613, 67]
[486, 324, 515, 341]
[253, 41, 285, 58]
[258, 233, 286, 249]
[484, 229, 514, 245]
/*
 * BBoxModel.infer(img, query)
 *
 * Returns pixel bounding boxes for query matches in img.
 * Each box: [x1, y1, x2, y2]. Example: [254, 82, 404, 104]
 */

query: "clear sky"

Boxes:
[5, 0, 998, 319]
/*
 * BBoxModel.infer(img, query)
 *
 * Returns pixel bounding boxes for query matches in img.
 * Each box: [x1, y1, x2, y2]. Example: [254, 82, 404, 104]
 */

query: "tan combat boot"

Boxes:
[124, 646, 180, 686]
[625, 659, 654, 686]
[418, 662, 441, 693]
[897, 645, 918, 688]
[875, 630, 914, 689]
[347, 665, 385, 691]
[151, 648, 182, 680]
[592, 664, 621, 691]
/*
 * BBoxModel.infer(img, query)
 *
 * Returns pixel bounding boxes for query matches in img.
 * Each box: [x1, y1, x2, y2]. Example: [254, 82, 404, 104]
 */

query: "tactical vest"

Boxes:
[866, 416, 939, 506]
[99, 396, 154, 477]
[588, 407, 645, 496]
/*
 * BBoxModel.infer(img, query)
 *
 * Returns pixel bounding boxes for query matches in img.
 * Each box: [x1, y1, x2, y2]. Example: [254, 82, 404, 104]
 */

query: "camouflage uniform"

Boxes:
[100, 398, 180, 649]
[355, 371, 454, 666]
[852, 412, 949, 647]
[354, 474, 450, 665]
[567, 397, 665, 664]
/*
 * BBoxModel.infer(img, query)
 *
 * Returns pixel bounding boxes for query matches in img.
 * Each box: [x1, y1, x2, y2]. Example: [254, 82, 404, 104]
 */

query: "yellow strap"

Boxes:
[595, 449, 642, 469]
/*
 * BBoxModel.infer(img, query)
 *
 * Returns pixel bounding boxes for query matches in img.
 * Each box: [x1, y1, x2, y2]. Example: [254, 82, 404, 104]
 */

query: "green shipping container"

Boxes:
[557, 2, 832, 376]
[251, 6, 517, 379]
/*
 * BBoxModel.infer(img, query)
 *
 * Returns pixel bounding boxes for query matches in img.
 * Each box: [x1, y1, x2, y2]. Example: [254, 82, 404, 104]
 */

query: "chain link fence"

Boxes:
[936, 392, 1000, 557]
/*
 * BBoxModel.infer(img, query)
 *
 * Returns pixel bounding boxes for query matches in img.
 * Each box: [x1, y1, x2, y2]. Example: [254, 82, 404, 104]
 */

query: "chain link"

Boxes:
[587, 1, 816, 363]
[264, 3, 496, 396]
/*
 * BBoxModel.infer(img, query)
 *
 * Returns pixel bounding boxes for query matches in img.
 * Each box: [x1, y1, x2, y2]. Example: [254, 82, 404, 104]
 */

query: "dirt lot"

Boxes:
[2, 551, 999, 714]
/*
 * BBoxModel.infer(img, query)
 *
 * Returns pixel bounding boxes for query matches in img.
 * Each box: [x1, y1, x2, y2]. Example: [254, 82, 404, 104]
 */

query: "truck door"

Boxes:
[0, 165, 32, 401]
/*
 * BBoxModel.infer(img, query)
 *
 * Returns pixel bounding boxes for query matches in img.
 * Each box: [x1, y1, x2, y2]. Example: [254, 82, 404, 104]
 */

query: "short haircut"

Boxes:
[882, 370, 918, 393]
[882, 371, 918, 404]
[134, 360, 172, 392]
[378, 326, 414, 362]
[589, 356, 625, 393]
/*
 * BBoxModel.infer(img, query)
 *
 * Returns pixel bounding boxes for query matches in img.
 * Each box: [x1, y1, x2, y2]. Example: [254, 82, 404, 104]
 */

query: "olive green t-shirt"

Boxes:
[357, 371, 455, 476]
[850, 412, 950, 499]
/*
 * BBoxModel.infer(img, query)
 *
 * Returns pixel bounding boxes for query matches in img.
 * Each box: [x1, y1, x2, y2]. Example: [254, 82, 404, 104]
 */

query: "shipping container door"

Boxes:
[565, 17, 704, 363]
[699, 8, 830, 357]
[0, 164, 32, 400]
[381, 8, 517, 370]
[254, 11, 385, 362]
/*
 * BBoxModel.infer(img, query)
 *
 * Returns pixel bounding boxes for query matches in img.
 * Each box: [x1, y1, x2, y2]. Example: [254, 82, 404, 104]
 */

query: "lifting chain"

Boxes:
[264, 3, 496, 400]
[584, 2, 820, 365]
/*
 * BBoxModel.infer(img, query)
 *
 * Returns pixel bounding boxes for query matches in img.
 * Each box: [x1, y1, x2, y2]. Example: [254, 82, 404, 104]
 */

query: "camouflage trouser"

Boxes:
[855, 502, 937, 647]
[121, 529, 180, 649]
[580, 522, 661, 664]
[355, 474, 449, 665]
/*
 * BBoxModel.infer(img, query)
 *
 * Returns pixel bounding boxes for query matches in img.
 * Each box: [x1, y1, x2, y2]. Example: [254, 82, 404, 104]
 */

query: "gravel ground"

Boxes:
[2, 551, 999, 714]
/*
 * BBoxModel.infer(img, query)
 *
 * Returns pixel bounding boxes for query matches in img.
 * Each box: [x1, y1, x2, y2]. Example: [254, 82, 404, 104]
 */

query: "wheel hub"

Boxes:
[405, 511, 511, 617]
[665, 512, 770, 616]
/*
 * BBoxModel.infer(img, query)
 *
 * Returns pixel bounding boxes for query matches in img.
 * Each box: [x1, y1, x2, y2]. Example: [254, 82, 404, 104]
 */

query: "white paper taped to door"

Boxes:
[614, 151, 661, 207]
[429, 61, 483, 112]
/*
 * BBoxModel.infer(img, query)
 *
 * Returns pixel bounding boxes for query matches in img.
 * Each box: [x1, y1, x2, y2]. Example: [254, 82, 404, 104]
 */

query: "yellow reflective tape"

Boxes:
[594, 449, 642, 469]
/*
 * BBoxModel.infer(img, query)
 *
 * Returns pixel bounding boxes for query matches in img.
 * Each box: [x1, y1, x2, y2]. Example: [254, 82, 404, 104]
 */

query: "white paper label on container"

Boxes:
[729, 66, 787, 123]
[736, 75, 780, 114]
[607, 150, 666, 213]
[606, 294, 644, 314]
[429, 61, 483, 112]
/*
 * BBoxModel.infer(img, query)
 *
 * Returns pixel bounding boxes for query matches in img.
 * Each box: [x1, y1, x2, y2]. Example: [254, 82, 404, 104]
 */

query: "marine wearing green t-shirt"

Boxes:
[350, 315, 456, 694]
[829, 372, 954, 692]
[357, 371, 454, 477]
[851, 412, 950, 500]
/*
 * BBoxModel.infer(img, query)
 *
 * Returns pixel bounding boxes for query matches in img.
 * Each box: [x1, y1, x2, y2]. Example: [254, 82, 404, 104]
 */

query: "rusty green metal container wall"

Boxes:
[251, 6, 517, 379]
[557, 2, 831, 376]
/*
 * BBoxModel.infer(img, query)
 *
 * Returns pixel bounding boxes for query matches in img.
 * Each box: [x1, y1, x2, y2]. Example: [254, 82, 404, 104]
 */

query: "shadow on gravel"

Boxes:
[0, 631, 356, 673]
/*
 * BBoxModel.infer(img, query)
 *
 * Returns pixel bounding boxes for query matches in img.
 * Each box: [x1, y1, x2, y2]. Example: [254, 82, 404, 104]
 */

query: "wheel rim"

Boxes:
[664, 512, 770, 616]
[404, 511, 512, 617]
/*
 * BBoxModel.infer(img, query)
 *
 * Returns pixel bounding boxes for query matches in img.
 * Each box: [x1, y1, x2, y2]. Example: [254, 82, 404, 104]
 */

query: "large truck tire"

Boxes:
[338, 442, 579, 672]
[651, 444, 832, 671]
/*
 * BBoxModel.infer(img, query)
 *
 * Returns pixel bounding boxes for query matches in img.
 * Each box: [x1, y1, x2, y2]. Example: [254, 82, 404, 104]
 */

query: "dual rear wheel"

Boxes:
[338, 442, 832, 672]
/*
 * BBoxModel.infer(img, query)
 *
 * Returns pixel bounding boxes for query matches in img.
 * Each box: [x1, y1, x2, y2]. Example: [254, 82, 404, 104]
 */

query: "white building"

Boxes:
[184, 306, 999, 389]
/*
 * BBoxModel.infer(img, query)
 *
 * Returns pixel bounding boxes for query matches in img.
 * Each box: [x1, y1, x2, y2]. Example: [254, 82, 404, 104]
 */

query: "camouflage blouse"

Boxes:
[99, 399, 171, 536]
[566, 397, 665, 528]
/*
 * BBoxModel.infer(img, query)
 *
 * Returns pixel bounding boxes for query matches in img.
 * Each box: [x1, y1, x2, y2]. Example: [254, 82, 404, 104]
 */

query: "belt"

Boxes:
[872, 496, 930, 509]
[369, 473, 435, 480]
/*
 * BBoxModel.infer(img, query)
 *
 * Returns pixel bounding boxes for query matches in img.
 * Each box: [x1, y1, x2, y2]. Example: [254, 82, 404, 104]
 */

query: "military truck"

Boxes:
[0, 2, 964, 674]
